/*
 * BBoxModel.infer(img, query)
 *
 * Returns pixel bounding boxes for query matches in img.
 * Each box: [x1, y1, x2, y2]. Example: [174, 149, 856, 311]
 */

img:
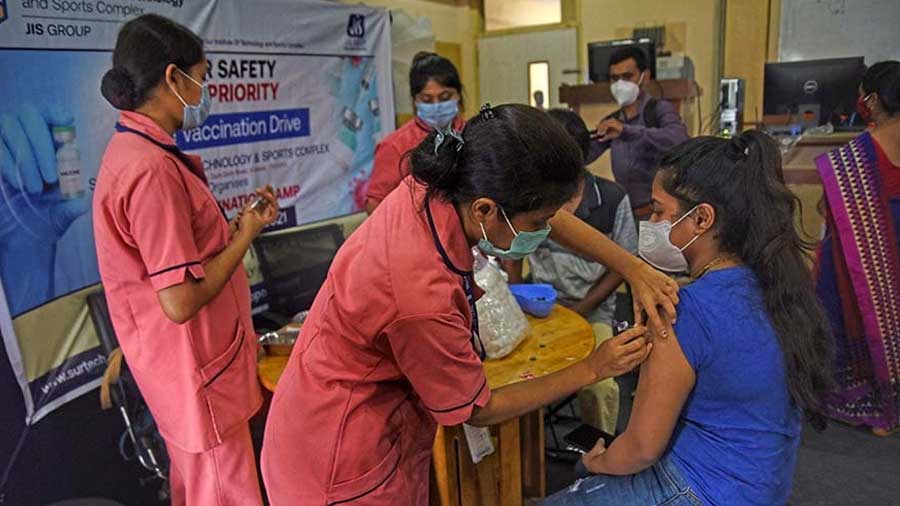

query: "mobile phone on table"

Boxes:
[563, 424, 616, 454]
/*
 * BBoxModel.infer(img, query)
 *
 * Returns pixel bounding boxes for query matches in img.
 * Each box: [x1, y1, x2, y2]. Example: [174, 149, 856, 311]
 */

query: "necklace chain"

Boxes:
[693, 257, 728, 279]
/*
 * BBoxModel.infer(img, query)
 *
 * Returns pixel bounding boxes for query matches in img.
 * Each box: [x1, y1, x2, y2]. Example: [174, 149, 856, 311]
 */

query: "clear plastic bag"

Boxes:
[473, 248, 530, 360]
[774, 133, 803, 162]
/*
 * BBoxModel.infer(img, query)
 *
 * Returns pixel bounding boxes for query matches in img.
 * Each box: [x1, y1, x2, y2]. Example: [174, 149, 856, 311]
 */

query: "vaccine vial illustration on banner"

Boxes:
[52, 126, 85, 199]
[329, 57, 382, 211]
[0, 100, 91, 317]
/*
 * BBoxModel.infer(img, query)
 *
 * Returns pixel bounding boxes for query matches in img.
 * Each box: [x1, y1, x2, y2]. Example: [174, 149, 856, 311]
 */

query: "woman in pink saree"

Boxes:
[816, 60, 900, 435]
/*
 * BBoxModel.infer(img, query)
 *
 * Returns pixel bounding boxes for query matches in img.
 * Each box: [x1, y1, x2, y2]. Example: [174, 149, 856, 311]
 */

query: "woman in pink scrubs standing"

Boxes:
[93, 14, 278, 505]
[262, 104, 679, 504]
[365, 52, 466, 213]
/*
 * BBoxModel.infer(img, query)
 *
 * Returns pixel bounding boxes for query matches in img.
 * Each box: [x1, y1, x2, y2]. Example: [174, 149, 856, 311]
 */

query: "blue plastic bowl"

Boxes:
[509, 284, 558, 318]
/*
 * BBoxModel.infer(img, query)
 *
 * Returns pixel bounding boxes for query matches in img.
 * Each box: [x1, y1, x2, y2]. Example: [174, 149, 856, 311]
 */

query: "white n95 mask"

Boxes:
[638, 206, 700, 273]
[610, 74, 644, 107]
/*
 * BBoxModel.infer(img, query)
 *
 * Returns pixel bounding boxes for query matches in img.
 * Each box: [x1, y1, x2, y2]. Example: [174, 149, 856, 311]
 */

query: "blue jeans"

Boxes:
[539, 456, 703, 506]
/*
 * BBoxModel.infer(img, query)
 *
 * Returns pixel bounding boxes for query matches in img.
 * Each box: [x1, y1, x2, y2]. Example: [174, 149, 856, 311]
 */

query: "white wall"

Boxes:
[484, 0, 562, 31]
[779, 0, 900, 64]
[478, 28, 578, 107]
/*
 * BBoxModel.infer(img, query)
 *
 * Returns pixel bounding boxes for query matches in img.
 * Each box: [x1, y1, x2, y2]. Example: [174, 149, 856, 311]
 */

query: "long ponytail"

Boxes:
[658, 131, 834, 429]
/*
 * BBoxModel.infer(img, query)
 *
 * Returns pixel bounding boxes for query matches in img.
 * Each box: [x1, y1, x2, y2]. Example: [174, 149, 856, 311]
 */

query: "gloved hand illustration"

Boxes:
[0, 104, 88, 315]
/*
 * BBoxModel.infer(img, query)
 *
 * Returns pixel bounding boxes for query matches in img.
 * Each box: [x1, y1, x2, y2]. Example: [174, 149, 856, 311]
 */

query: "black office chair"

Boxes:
[611, 290, 639, 433]
[86, 292, 169, 501]
[251, 223, 345, 332]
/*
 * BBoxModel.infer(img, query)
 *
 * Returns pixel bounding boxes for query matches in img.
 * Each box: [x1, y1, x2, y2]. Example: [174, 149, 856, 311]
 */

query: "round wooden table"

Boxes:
[257, 355, 288, 393]
[256, 321, 302, 392]
[257, 304, 594, 392]
[483, 304, 596, 389]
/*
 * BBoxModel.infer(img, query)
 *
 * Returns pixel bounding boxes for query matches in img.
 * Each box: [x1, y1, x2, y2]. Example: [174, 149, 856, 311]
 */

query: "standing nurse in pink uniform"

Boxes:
[93, 14, 278, 505]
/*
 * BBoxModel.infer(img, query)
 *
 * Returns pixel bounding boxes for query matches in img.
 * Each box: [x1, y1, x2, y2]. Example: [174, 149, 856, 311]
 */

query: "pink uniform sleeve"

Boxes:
[366, 141, 407, 205]
[385, 313, 491, 426]
[124, 159, 207, 291]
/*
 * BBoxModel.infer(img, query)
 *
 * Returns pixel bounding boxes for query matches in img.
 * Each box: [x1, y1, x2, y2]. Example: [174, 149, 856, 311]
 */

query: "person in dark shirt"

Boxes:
[589, 46, 689, 219]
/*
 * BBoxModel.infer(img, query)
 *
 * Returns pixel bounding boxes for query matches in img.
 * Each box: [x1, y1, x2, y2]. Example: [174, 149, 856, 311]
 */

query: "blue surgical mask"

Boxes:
[478, 208, 552, 260]
[417, 98, 459, 130]
[170, 68, 211, 131]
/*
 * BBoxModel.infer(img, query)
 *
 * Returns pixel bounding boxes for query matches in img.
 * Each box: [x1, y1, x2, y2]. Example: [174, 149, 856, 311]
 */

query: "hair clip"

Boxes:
[433, 130, 446, 154]
[729, 136, 750, 159]
[480, 103, 495, 120]
[433, 127, 465, 155]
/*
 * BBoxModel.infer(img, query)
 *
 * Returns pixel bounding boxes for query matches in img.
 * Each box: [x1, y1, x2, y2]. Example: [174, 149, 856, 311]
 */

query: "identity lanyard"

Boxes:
[461, 274, 485, 361]
[424, 197, 486, 361]
[114, 123, 227, 219]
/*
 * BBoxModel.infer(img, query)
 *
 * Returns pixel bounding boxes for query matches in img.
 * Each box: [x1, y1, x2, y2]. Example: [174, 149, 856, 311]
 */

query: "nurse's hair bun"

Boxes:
[102, 14, 204, 111]
[407, 126, 465, 194]
[101, 67, 139, 111]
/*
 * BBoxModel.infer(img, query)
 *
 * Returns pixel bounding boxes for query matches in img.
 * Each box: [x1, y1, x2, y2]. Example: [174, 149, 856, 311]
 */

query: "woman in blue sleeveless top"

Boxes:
[542, 131, 834, 506]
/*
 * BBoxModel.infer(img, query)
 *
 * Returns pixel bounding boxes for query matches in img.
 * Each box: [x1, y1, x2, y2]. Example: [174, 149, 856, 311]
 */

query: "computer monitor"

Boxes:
[587, 38, 656, 83]
[252, 223, 345, 319]
[764, 57, 866, 129]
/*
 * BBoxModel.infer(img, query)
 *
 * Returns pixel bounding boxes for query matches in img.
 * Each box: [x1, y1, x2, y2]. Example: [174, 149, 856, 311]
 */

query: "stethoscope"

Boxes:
[424, 197, 486, 361]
